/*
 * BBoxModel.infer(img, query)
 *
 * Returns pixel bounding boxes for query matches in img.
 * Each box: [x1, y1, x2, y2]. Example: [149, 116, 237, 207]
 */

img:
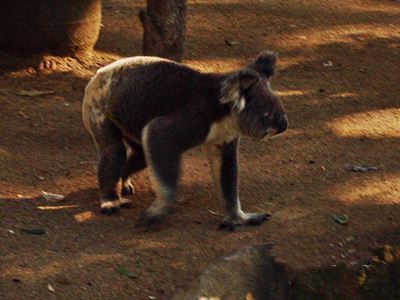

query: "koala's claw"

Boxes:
[121, 182, 135, 196]
[245, 213, 270, 226]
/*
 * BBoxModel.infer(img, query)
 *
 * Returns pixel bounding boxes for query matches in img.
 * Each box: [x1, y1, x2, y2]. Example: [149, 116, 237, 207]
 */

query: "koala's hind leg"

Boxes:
[137, 118, 184, 226]
[208, 139, 270, 231]
[91, 119, 127, 215]
[120, 139, 147, 200]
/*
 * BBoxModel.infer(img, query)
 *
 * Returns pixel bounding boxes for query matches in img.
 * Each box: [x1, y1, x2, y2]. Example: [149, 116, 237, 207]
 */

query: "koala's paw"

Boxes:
[121, 180, 135, 196]
[136, 202, 168, 227]
[119, 197, 133, 208]
[100, 200, 121, 215]
[218, 212, 271, 231]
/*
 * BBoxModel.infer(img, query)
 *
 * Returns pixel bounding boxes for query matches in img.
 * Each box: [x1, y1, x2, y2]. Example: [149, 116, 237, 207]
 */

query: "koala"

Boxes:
[82, 51, 288, 229]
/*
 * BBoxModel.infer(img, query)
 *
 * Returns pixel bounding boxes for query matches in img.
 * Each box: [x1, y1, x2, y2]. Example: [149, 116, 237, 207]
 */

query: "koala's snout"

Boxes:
[275, 113, 288, 134]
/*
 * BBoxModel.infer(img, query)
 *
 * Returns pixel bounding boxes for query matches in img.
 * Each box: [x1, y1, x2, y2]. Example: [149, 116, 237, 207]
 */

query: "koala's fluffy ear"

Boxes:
[249, 50, 277, 78]
[238, 70, 259, 91]
[220, 69, 259, 105]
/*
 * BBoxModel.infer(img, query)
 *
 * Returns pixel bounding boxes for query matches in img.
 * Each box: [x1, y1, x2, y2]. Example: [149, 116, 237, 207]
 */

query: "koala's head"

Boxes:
[220, 51, 288, 139]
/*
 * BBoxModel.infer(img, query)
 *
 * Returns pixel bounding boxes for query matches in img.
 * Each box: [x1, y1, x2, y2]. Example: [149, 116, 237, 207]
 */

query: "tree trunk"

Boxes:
[0, 0, 101, 57]
[139, 0, 187, 62]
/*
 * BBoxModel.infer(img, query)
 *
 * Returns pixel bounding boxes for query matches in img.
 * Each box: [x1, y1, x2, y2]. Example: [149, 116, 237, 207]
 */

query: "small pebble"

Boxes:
[322, 61, 333, 67]
[47, 284, 55, 292]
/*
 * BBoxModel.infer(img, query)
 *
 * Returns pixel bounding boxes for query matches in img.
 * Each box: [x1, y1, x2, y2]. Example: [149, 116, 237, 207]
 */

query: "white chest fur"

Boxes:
[205, 114, 241, 145]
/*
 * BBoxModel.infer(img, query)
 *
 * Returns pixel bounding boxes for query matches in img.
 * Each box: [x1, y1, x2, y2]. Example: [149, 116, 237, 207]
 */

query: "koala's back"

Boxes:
[83, 56, 222, 140]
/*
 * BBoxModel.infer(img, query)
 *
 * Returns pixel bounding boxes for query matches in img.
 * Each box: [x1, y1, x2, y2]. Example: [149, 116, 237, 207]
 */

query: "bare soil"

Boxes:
[0, 0, 399, 299]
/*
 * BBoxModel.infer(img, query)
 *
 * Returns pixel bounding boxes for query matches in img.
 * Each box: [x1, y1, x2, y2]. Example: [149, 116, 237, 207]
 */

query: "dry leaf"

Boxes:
[225, 38, 240, 46]
[47, 283, 55, 292]
[322, 61, 333, 67]
[116, 266, 137, 278]
[42, 191, 65, 202]
[20, 228, 46, 235]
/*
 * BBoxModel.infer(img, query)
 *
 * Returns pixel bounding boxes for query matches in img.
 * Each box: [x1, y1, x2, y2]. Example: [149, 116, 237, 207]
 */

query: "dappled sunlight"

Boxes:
[330, 92, 357, 99]
[272, 24, 400, 50]
[37, 204, 80, 211]
[186, 57, 243, 72]
[1, 1, 399, 298]
[74, 211, 95, 223]
[334, 173, 400, 205]
[273, 205, 315, 222]
[0, 191, 39, 200]
[188, 0, 400, 13]
[328, 108, 400, 138]
[276, 90, 312, 97]
[186, 55, 313, 73]
[79, 253, 124, 264]
[190, 0, 244, 3]
[121, 238, 174, 251]
[0, 253, 124, 282]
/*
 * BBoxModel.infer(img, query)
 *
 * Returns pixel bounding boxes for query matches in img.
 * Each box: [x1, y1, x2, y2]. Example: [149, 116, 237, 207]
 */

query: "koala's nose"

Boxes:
[276, 113, 288, 134]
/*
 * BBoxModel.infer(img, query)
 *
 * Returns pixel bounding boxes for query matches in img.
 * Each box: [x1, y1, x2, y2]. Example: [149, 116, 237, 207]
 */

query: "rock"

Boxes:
[177, 244, 400, 299]
[225, 38, 240, 46]
[174, 245, 289, 299]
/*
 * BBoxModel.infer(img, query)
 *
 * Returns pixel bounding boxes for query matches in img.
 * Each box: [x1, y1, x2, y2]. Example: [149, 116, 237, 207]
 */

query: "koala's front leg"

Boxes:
[137, 117, 183, 226]
[208, 139, 270, 230]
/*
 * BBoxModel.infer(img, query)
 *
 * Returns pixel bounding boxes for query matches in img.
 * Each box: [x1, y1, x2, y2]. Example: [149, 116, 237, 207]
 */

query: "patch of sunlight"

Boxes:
[121, 239, 173, 250]
[330, 92, 357, 98]
[187, 55, 314, 73]
[328, 108, 400, 138]
[79, 253, 124, 264]
[335, 174, 400, 205]
[37, 205, 80, 210]
[273, 206, 314, 222]
[190, 0, 244, 3]
[273, 24, 400, 49]
[1, 261, 60, 281]
[2, 253, 124, 281]
[74, 211, 94, 223]
[276, 90, 312, 97]
[186, 58, 243, 72]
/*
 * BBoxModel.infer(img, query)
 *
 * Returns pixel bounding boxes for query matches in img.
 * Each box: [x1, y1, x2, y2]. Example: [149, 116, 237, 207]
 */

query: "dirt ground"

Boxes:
[0, 0, 399, 299]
